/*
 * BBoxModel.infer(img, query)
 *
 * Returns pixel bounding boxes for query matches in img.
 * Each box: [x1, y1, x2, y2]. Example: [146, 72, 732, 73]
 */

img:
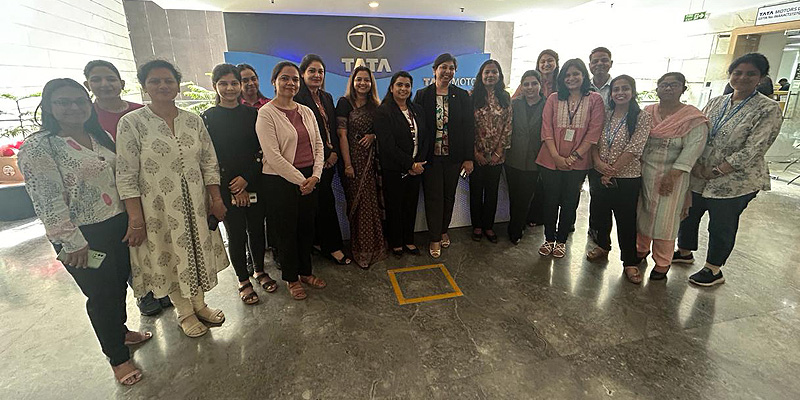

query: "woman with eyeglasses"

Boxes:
[116, 60, 229, 337]
[676, 53, 782, 287]
[637, 72, 708, 281]
[256, 61, 326, 300]
[19, 78, 151, 386]
[336, 66, 387, 269]
[414, 53, 475, 258]
[505, 70, 546, 244]
[586, 75, 652, 284]
[536, 59, 604, 259]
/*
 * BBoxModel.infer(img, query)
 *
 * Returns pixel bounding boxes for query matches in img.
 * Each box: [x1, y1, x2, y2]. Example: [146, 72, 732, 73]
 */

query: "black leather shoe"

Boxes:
[137, 292, 163, 316]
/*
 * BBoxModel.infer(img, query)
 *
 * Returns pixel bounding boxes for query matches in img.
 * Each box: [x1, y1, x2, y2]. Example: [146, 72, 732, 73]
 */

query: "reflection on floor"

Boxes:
[1, 182, 799, 399]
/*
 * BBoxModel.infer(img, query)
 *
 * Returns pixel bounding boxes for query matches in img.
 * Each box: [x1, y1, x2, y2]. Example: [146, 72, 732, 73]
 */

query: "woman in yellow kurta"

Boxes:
[116, 60, 229, 338]
[637, 72, 707, 281]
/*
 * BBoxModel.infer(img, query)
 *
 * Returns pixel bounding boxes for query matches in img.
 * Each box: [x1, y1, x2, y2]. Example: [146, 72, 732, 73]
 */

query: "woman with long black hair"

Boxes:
[375, 71, 429, 257]
[586, 75, 652, 283]
[470, 59, 512, 243]
[202, 63, 276, 304]
[19, 78, 151, 385]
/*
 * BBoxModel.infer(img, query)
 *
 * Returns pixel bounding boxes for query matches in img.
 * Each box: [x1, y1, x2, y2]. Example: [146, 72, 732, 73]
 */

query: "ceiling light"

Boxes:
[369, 1, 379, 8]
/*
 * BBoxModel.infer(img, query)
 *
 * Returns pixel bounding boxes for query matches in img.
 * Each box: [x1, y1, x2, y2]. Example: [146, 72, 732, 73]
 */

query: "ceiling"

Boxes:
[151, 0, 592, 21]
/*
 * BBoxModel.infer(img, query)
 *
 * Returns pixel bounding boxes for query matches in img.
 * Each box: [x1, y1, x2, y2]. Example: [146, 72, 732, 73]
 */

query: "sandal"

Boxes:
[178, 314, 208, 338]
[552, 243, 567, 258]
[649, 265, 670, 281]
[538, 241, 555, 256]
[300, 275, 327, 289]
[429, 242, 441, 258]
[254, 272, 278, 293]
[484, 230, 498, 243]
[623, 266, 643, 284]
[586, 246, 609, 261]
[238, 281, 260, 305]
[327, 251, 352, 265]
[124, 330, 153, 346]
[287, 281, 307, 300]
[195, 306, 225, 325]
[472, 229, 483, 241]
[441, 234, 451, 248]
[112, 360, 142, 386]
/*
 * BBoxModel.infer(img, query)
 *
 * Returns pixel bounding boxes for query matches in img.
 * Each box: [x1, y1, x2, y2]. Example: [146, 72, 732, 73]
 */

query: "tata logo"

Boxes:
[347, 24, 386, 53]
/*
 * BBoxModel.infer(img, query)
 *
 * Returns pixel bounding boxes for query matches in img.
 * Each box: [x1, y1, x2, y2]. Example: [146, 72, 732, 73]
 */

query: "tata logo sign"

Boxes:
[342, 24, 392, 74]
[347, 24, 386, 52]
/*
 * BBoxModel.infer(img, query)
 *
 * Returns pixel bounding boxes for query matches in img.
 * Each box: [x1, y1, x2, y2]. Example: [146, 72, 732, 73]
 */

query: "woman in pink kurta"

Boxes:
[535, 58, 605, 258]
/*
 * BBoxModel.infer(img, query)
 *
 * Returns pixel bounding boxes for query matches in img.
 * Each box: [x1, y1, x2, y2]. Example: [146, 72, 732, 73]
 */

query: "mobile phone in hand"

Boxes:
[56, 248, 107, 268]
[208, 214, 219, 231]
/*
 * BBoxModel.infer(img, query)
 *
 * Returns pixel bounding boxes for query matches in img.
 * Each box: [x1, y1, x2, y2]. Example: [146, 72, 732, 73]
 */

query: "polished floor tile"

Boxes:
[1, 182, 799, 399]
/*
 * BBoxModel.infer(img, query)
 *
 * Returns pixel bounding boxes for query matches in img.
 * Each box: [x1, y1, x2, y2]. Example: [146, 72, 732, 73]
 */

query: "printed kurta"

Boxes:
[692, 93, 783, 198]
[473, 91, 512, 162]
[116, 106, 229, 298]
[637, 121, 707, 241]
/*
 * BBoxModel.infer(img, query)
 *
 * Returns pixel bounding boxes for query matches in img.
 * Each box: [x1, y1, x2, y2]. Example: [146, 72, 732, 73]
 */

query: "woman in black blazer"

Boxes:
[413, 53, 475, 258]
[375, 71, 429, 258]
[294, 54, 351, 266]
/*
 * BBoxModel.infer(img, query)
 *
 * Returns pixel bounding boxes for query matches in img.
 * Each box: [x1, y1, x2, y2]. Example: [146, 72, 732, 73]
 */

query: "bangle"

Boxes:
[130, 224, 144, 230]
[345, 165, 353, 170]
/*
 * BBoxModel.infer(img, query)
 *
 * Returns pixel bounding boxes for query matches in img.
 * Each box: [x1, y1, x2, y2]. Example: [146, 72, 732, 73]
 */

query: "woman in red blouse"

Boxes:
[536, 58, 605, 258]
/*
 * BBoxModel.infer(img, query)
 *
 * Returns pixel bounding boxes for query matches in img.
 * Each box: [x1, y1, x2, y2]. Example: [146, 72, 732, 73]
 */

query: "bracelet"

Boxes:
[130, 224, 144, 230]
[571, 151, 583, 160]
[345, 165, 354, 170]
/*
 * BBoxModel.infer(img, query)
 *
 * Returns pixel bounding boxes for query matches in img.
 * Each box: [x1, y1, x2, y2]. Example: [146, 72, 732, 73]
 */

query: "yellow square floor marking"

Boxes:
[387, 264, 463, 305]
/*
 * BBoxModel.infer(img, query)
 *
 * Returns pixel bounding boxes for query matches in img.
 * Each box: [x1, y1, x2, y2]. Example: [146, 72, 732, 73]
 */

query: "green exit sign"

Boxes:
[684, 11, 708, 22]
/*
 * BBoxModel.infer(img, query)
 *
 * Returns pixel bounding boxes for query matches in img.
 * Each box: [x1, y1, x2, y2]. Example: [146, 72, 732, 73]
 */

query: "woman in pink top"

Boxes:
[535, 58, 605, 258]
[255, 61, 326, 301]
[82, 60, 144, 141]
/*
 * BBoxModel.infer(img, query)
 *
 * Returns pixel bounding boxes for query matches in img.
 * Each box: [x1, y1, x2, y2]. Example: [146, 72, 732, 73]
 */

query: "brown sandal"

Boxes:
[112, 360, 142, 386]
[254, 272, 278, 293]
[124, 330, 153, 346]
[238, 281, 259, 305]
[287, 281, 307, 300]
[300, 274, 327, 289]
[623, 266, 643, 284]
[586, 246, 609, 261]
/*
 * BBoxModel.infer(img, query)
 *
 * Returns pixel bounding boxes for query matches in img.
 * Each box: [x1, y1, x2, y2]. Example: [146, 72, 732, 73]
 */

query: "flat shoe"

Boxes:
[649, 265, 670, 281]
[403, 246, 420, 255]
[195, 306, 225, 325]
[113, 360, 142, 386]
[300, 274, 327, 289]
[287, 281, 307, 300]
[124, 331, 153, 346]
[392, 248, 404, 258]
[485, 231, 498, 243]
[441, 235, 451, 248]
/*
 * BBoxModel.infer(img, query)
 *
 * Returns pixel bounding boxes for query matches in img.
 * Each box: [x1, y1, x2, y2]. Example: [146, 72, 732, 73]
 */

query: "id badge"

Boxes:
[564, 129, 576, 142]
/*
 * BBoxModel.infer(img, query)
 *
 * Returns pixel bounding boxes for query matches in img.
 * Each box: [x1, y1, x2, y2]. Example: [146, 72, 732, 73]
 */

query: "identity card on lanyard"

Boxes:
[565, 96, 583, 142]
[709, 91, 756, 144]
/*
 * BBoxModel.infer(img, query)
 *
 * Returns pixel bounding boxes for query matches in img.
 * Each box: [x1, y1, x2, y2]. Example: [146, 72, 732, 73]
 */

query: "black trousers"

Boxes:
[469, 163, 503, 230]
[315, 166, 345, 254]
[505, 165, 538, 241]
[57, 213, 131, 367]
[383, 170, 421, 248]
[526, 176, 546, 225]
[422, 159, 462, 242]
[263, 168, 318, 282]
[539, 167, 588, 243]
[587, 170, 641, 265]
[678, 191, 757, 267]
[222, 190, 266, 282]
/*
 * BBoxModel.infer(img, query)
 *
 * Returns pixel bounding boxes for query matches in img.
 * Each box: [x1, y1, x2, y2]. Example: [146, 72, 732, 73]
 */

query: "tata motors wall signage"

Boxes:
[756, 1, 800, 26]
[222, 13, 489, 97]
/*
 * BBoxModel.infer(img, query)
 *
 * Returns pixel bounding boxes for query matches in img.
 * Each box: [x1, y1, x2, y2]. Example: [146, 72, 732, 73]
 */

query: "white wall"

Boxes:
[0, 1, 139, 107]
[758, 32, 788, 80]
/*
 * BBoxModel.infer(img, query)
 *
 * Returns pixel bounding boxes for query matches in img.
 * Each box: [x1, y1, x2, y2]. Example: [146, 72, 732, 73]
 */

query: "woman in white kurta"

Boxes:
[116, 60, 229, 338]
[637, 72, 708, 281]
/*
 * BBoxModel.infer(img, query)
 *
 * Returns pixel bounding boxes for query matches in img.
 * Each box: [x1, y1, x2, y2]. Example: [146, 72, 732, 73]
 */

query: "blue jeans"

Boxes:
[677, 191, 757, 267]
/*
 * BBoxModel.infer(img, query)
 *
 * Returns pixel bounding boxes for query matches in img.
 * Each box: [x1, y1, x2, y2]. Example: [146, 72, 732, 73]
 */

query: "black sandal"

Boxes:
[253, 272, 278, 293]
[326, 252, 352, 265]
[238, 281, 260, 305]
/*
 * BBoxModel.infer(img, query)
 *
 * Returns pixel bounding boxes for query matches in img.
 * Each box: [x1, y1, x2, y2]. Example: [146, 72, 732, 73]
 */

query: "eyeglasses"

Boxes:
[51, 98, 91, 107]
[657, 82, 683, 90]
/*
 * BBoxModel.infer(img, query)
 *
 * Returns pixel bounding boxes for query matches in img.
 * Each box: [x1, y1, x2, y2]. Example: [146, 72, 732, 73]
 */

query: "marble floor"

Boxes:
[1, 180, 799, 400]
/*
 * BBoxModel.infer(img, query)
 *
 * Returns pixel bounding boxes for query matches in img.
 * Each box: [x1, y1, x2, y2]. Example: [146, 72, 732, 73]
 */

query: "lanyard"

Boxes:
[567, 95, 584, 127]
[710, 91, 756, 142]
[604, 113, 627, 149]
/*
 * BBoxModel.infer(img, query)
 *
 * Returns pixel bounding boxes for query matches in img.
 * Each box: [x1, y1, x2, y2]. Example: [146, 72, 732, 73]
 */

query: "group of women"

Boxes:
[18, 49, 781, 386]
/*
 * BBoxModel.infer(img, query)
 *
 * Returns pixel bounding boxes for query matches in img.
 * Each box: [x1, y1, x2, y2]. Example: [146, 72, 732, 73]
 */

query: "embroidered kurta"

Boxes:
[473, 91, 512, 162]
[692, 93, 783, 198]
[637, 105, 708, 240]
[116, 107, 229, 298]
[596, 110, 652, 178]
[19, 132, 124, 252]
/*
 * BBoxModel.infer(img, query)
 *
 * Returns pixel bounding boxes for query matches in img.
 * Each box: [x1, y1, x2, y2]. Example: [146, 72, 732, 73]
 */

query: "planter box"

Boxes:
[0, 156, 24, 183]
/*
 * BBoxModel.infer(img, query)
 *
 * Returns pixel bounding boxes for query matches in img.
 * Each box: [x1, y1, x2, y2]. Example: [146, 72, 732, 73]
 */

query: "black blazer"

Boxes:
[374, 100, 430, 172]
[294, 85, 340, 159]
[413, 83, 475, 162]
